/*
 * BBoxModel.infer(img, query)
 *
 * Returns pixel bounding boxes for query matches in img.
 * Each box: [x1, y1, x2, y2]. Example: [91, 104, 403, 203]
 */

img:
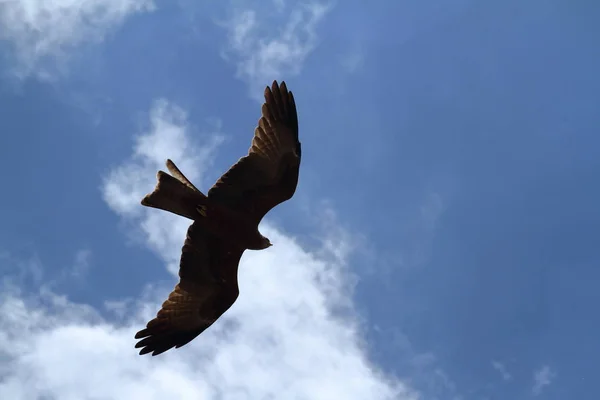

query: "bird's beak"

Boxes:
[268, 243, 273, 247]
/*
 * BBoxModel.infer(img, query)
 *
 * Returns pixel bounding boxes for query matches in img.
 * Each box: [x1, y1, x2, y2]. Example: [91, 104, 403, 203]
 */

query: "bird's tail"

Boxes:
[141, 159, 207, 220]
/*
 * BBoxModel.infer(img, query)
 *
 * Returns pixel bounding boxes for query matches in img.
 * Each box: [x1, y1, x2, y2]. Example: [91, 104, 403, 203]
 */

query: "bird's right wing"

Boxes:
[207, 80, 301, 223]
[134, 222, 244, 356]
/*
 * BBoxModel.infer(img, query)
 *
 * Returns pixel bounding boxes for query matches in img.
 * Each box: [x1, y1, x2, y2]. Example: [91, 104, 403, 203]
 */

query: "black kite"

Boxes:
[134, 81, 301, 356]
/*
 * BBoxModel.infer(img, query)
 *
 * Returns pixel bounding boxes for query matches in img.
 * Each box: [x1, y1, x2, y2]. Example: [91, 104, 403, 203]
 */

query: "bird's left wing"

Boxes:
[134, 222, 244, 356]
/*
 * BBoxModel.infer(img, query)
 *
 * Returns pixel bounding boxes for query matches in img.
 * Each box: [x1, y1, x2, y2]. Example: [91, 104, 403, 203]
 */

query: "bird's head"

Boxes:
[259, 236, 273, 249]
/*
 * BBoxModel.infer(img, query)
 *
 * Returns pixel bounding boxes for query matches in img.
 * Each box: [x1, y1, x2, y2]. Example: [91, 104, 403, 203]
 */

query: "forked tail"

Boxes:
[141, 160, 207, 220]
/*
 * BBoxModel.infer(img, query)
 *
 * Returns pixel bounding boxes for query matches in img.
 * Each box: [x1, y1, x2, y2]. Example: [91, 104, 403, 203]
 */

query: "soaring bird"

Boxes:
[134, 81, 301, 356]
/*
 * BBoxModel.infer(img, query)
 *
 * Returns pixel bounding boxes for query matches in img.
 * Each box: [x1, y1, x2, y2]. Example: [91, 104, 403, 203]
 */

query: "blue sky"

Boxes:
[1, 0, 598, 399]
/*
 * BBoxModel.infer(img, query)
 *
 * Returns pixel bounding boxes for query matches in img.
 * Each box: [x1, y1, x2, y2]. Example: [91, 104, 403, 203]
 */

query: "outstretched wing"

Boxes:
[134, 222, 244, 356]
[207, 80, 301, 223]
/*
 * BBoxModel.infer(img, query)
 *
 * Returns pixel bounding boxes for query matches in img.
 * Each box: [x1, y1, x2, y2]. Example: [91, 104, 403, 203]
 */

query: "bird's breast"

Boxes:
[199, 203, 260, 249]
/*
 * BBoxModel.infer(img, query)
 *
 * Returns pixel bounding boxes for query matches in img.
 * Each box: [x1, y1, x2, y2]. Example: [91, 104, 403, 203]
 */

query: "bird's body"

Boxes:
[145, 169, 268, 250]
[198, 202, 267, 250]
[134, 81, 301, 356]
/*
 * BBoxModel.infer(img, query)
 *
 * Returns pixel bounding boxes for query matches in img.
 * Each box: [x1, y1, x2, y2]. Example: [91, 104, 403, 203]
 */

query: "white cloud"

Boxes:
[219, 0, 331, 99]
[532, 365, 555, 396]
[0, 0, 155, 79]
[491, 360, 511, 381]
[102, 99, 224, 275]
[0, 99, 417, 399]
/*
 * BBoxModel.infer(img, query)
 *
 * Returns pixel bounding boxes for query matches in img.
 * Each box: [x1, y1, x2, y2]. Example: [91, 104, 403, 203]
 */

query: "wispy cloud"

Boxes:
[371, 327, 461, 400]
[0, 251, 44, 287]
[70, 248, 92, 280]
[219, 0, 331, 99]
[0, 99, 416, 399]
[491, 360, 512, 381]
[339, 47, 365, 75]
[532, 365, 556, 396]
[403, 191, 446, 269]
[0, 0, 155, 79]
[0, 248, 92, 291]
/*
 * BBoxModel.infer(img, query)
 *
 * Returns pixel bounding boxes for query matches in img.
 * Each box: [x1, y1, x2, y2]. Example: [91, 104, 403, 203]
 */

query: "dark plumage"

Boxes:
[134, 81, 301, 356]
